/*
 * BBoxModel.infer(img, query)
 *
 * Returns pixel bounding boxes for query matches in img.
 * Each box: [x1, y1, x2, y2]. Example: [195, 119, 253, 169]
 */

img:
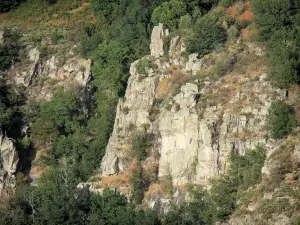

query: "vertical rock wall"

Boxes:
[96, 24, 286, 202]
[0, 134, 18, 194]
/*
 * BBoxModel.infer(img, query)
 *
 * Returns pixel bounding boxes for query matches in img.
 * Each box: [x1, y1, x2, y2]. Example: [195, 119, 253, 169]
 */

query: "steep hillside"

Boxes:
[0, 0, 300, 224]
[80, 21, 288, 204]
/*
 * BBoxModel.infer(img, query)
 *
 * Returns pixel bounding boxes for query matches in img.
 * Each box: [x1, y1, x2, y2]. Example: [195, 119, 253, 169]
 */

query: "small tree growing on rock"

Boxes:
[267, 100, 297, 139]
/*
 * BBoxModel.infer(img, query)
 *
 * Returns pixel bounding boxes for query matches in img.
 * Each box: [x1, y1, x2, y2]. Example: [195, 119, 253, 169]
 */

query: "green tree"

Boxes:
[0, 79, 26, 137]
[31, 118, 59, 146]
[251, 0, 300, 87]
[186, 12, 227, 55]
[37, 89, 81, 133]
[79, 23, 104, 58]
[130, 162, 144, 204]
[210, 175, 237, 221]
[185, 0, 218, 12]
[46, 0, 57, 4]
[0, 28, 21, 71]
[267, 100, 297, 139]
[251, 0, 295, 40]
[0, 0, 24, 13]
[163, 189, 214, 225]
[91, 41, 130, 94]
[32, 161, 91, 225]
[88, 189, 159, 225]
[209, 145, 266, 221]
[0, 196, 31, 225]
[92, 0, 119, 21]
[131, 133, 152, 161]
[267, 35, 300, 88]
[151, 0, 187, 30]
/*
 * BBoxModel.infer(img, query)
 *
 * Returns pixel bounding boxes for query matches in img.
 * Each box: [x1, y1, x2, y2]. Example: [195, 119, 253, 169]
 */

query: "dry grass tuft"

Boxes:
[156, 64, 190, 98]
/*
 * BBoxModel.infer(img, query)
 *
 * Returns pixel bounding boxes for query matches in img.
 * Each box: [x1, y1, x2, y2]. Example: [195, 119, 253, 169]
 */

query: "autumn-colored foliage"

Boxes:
[226, 1, 253, 22]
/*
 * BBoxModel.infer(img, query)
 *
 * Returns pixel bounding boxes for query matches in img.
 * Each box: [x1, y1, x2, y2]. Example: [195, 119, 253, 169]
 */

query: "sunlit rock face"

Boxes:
[0, 134, 18, 194]
[79, 23, 287, 209]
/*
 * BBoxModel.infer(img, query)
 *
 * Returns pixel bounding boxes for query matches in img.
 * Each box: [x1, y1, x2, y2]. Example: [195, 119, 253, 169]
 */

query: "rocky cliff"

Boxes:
[0, 29, 92, 191]
[81, 24, 287, 208]
[0, 134, 18, 194]
[9, 42, 91, 101]
[221, 140, 300, 225]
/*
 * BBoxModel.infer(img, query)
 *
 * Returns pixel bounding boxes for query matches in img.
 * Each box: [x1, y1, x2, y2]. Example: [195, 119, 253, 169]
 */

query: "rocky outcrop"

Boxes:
[150, 23, 169, 57]
[223, 141, 300, 225]
[0, 134, 18, 194]
[9, 44, 91, 101]
[4, 34, 92, 187]
[0, 30, 4, 45]
[86, 24, 287, 207]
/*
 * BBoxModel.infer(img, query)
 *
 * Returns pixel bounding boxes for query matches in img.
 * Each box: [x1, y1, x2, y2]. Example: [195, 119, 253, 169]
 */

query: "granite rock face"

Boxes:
[3, 35, 92, 189]
[78, 24, 287, 209]
[0, 30, 4, 45]
[8, 45, 91, 101]
[0, 134, 18, 194]
[150, 23, 169, 57]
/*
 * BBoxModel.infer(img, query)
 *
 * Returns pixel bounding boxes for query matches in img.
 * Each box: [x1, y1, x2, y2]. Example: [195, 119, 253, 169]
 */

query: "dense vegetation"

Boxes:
[2, 178, 159, 225]
[1, 142, 266, 225]
[267, 100, 296, 139]
[0, 80, 26, 137]
[1, 0, 299, 224]
[0, 29, 25, 138]
[0, 0, 24, 13]
[185, 11, 227, 55]
[162, 145, 266, 224]
[252, 0, 300, 88]
[0, 28, 21, 71]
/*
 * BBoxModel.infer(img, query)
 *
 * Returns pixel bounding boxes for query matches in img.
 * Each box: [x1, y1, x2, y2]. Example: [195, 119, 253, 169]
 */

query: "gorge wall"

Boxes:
[0, 134, 18, 194]
[82, 24, 286, 207]
[0, 29, 92, 191]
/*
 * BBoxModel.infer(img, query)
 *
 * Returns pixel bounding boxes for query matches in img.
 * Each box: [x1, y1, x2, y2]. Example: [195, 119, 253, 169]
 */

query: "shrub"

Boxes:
[31, 119, 59, 146]
[251, 0, 293, 41]
[151, 0, 187, 30]
[227, 25, 239, 41]
[210, 145, 266, 221]
[136, 59, 156, 75]
[131, 132, 153, 161]
[186, 13, 227, 55]
[46, 0, 57, 4]
[0, 29, 21, 71]
[252, 0, 300, 88]
[130, 162, 144, 204]
[267, 43, 300, 88]
[220, 0, 234, 7]
[51, 30, 64, 45]
[121, 106, 129, 115]
[148, 106, 160, 121]
[0, 0, 24, 13]
[212, 53, 237, 77]
[162, 35, 171, 57]
[267, 100, 297, 139]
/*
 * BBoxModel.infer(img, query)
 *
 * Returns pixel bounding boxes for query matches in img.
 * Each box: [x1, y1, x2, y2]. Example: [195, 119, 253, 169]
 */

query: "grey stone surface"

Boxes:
[11, 46, 91, 101]
[150, 23, 168, 57]
[0, 30, 4, 45]
[0, 134, 18, 193]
